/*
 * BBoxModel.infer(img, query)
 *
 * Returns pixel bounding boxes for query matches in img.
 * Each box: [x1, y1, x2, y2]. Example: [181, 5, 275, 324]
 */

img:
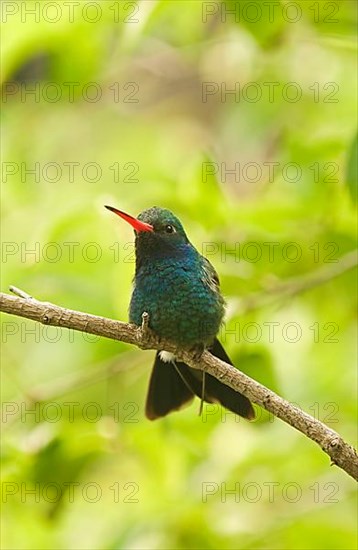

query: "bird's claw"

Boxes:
[140, 312, 155, 348]
[141, 311, 150, 332]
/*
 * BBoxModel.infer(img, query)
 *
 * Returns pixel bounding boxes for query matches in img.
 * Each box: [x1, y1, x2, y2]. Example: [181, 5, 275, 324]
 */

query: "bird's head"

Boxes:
[105, 205, 190, 266]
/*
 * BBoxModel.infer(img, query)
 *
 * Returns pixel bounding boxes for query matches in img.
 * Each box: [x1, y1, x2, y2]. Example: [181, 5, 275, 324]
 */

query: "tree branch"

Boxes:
[1, 291, 357, 482]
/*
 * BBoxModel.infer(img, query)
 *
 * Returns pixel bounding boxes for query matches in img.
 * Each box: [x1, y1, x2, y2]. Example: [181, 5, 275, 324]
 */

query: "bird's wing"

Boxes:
[200, 256, 221, 292]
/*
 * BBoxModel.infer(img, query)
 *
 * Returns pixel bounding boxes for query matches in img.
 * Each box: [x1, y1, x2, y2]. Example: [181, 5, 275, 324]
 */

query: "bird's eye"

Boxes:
[164, 224, 176, 234]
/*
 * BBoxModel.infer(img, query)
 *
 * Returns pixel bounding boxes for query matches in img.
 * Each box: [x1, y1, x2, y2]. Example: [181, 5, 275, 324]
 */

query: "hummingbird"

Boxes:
[105, 205, 255, 421]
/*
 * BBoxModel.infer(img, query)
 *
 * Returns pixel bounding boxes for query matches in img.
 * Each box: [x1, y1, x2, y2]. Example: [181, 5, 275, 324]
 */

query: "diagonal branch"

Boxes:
[1, 290, 357, 482]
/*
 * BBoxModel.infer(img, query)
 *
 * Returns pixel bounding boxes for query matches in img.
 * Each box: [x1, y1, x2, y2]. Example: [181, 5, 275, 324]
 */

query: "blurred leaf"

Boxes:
[235, 349, 280, 394]
[346, 133, 358, 203]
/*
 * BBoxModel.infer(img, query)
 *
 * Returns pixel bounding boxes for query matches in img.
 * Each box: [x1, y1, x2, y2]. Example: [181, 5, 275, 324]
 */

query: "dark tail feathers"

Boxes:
[145, 338, 255, 421]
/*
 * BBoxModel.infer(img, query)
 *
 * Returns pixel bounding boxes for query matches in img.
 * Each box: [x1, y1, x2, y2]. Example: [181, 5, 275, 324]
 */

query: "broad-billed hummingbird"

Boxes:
[105, 205, 254, 421]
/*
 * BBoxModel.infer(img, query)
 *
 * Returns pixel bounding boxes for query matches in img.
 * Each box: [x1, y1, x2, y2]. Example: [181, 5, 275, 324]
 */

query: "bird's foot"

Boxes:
[141, 311, 150, 333]
[139, 312, 156, 349]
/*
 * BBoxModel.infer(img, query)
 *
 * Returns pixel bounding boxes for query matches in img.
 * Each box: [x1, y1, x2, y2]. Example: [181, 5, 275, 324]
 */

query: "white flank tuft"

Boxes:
[159, 351, 176, 363]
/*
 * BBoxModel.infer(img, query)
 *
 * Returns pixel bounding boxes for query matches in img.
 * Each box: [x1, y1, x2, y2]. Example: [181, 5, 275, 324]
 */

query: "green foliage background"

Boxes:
[1, 1, 357, 549]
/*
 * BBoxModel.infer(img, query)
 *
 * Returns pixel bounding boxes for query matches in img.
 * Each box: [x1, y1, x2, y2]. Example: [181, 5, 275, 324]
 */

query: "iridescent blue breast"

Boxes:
[129, 248, 225, 346]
